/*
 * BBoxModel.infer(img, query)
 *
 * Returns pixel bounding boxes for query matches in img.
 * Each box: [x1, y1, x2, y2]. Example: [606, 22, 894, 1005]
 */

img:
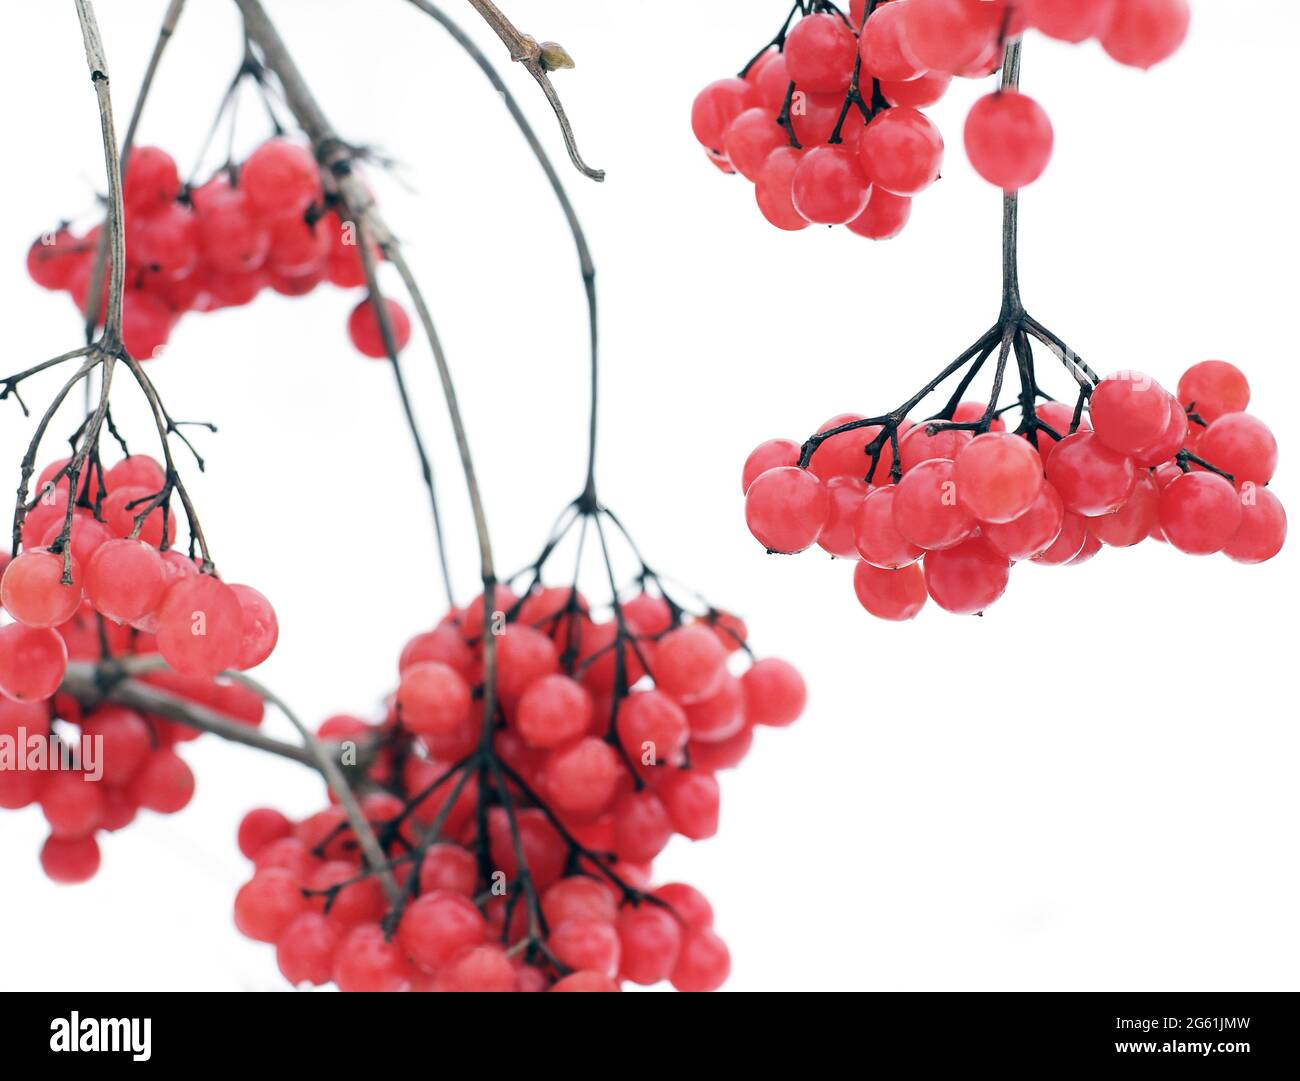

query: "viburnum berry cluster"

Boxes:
[1, 452, 278, 703]
[741, 32, 1282, 620]
[26, 131, 406, 362]
[6, 0, 810, 995]
[745, 360, 1284, 619]
[691, 0, 1191, 236]
[233, 537, 805, 991]
[0, 613, 266, 885]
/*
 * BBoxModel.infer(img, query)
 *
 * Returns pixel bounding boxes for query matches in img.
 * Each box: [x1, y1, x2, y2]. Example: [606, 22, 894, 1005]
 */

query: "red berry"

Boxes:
[40, 834, 101, 884]
[691, 78, 755, 150]
[745, 467, 830, 553]
[235, 868, 307, 943]
[399, 890, 488, 972]
[1159, 472, 1243, 555]
[923, 534, 1012, 615]
[1024, 0, 1117, 43]
[618, 904, 683, 986]
[742, 439, 800, 494]
[0, 624, 67, 702]
[81, 706, 152, 785]
[1177, 361, 1249, 424]
[854, 485, 923, 569]
[985, 483, 1066, 560]
[1, 549, 82, 628]
[155, 575, 243, 678]
[722, 109, 789, 182]
[85, 539, 165, 624]
[229, 584, 279, 670]
[276, 912, 342, 986]
[129, 748, 195, 814]
[853, 560, 927, 620]
[1196, 414, 1278, 488]
[659, 770, 720, 840]
[755, 147, 809, 232]
[671, 929, 730, 992]
[860, 2, 926, 81]
[241, 139, 322, 219]
[847, 189, 912, 240]
[27, 229, 85, 291]
[333, 923, 414, 992]
[899, 0, 1003, 74]
[123, 146, 180, 216]
[544, 738, 622, 816]
[238, 807, 293, 860]
[516, 674, 593, 749]
[892, 457, 975, 551]
[1100, 0, 1190, 68]
[1223, 488, 1287, 565]
[741, 658, 806, 728]
[654, 626, 727, 703]
[954, 432, 1044, 524]
[965, 90, 1054, 191]
[784, 13, 858, 94]
[347, 296, 412, 358]
[1088, 474, 1160, 548]
[397, 662, 472, 737]
[791, 145, 872, 226]
[1045, 431, 1137, 516]
[1091, 372, 1172, 455]
[858, 107, 944, 196]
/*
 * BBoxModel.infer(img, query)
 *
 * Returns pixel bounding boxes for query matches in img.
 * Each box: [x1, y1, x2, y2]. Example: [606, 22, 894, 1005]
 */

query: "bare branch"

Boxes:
[72, 0, 126, 341]
[85, 0, 188, 339]
[226, 669, 402, 904]
[60, 661, 321, 769]
[234, 0, 501, 776]
[431, 0, 604, 180]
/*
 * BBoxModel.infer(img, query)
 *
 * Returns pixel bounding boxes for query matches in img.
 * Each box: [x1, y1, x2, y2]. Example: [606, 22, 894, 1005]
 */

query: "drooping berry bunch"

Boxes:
[0, 606, 266, 885]
[691, 0, 1192, 235]
[1, 451, 278, 705]
[25, 140, 408, 362]
[232, 499, 807, 992]
[746, 353, 1284, 620]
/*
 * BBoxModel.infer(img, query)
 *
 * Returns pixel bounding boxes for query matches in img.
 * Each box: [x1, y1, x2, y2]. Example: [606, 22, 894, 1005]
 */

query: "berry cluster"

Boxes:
[743, 359, 1285, 619]
[691, 0, 1191, 235]
[233, 509, 807, 991]
[1, 452, 278, 704]
[24, 141, 408, 362]
[0, 605, 266, 884]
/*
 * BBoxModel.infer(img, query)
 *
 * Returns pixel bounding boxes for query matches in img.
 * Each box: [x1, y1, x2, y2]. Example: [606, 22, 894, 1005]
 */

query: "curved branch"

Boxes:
[440, 0, 604, 181]
[60, 661, 320, 768]
[233, 0, 501, 814]
[72, 0, 126, 341]
[403, 0, 600, 497]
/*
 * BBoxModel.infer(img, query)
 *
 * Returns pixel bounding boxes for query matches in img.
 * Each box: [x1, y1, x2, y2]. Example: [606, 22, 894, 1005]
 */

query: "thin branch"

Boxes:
[85, 0, 187, 340]
[60, 661, 320, 768]
[225, 669, 402, 904]
[233, 0, 501, 821]
[451, 0, 604, 181]
[351, 214, 456, 608]
[402, 0, 599, 498]
[73, 0, 127, 342]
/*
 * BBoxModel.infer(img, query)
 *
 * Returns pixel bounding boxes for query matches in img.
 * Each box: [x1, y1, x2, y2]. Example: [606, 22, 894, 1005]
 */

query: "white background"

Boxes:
[1, 0, 1296, 992]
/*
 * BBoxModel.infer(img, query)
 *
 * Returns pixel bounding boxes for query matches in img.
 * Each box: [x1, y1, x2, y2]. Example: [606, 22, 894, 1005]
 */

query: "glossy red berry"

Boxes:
[347, 296, 412, 358]
[744, 467, 830, 553]
[857, 107, 944, 196]
[965, 90, 1054, 191]
[784, 13, 858, 94]
[791, 146, 872, 226]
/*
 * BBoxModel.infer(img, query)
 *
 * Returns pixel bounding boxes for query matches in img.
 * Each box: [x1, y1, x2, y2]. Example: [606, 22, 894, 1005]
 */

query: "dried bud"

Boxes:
[538, 41, 575, 72]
